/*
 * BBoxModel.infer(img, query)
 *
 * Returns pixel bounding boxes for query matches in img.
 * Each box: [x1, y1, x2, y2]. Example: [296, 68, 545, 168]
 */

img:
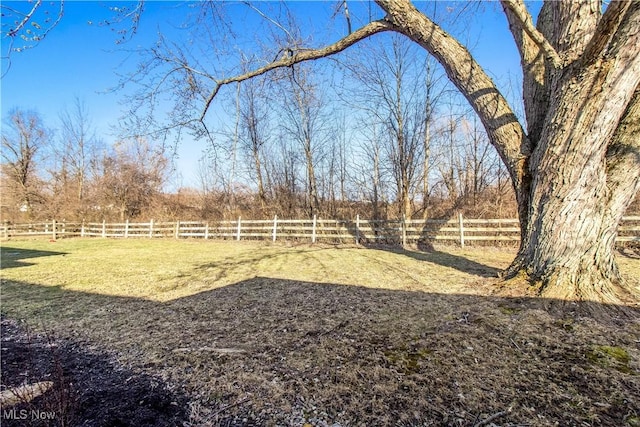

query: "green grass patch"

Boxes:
[588, 345, 635, 374]
[0, 238, 510, 313]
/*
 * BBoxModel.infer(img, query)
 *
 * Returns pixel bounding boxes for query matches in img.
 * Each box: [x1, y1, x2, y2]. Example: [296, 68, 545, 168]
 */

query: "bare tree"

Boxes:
[132, 0, 640, 307]
[462, 115, 496, 208]
[419, 57, 441, 219]
[277, 65, 326, 217]
[323, 116, 352, 217]
[437, 114, 461, 205]
[54, 98, 103, 215]
[1, 109, 49, 218]
[341, 35, 432, 220]
[353, 122, 388, 221]
[95, 137, 168, 220]
[238, 76, 270, 209]
[267, 134, 300, 217]
[433, 104, 497, 211]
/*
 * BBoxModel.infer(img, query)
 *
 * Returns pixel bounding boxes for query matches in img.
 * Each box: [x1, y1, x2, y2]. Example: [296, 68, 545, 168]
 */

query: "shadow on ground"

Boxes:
[2, 271, 639, 426]
[371, 246, 501, 278]
[0, 316, 188, 427]
[0, 247, 68, 269]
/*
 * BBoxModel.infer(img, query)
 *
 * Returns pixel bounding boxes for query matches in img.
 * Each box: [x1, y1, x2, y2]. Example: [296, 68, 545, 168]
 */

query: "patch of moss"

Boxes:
[554, 318, 574, 331]
[626, 416, 640, 427]
[384, 347, 432, 374]
[587, 345, 634, 375]
[497, 304, 520, 315]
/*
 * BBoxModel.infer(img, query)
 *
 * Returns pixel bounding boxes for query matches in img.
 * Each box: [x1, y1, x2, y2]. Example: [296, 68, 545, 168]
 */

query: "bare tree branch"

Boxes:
[242, 2, 296, 44]
[199, 19, 393, 122]
[5, 0, 42, 37]
[101, 1, 145, 45]
[501, 0, 548, 143]
[332, 1, 352, 34]
[500, 0, 562, 68]
[1, 0, 64, 77]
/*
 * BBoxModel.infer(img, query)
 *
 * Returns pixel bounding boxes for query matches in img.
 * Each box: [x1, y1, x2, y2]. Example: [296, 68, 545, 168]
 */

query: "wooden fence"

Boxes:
[2, 215, 639, 246]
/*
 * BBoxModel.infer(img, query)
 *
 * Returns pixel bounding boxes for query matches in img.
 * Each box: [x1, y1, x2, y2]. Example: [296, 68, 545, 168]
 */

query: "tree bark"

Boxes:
[505, 86, 640, 303]
[504, 3, 640, 305]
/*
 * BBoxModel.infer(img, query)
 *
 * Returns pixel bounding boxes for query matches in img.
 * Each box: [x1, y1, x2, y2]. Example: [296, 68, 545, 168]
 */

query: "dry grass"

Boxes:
[1, 239, 640, 426]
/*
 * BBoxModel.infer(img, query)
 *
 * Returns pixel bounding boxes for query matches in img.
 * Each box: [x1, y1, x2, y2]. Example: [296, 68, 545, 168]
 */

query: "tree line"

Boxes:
[1, 102, 168, 222]
[2, 31, 638, 230]
[2, 47, 520, 223]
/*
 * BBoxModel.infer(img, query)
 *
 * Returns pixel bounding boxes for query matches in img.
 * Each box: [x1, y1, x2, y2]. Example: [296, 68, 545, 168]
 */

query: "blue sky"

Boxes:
[1, 1, 205, 186]
[1, 1, 534, 188]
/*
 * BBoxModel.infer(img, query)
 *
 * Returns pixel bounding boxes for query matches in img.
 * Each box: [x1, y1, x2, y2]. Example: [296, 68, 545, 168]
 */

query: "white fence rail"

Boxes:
[2, 215, 639, 246]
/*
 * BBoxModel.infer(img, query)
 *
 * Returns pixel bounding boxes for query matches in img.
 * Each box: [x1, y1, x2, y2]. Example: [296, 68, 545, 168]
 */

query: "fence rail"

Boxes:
[2, 215, 639, 246]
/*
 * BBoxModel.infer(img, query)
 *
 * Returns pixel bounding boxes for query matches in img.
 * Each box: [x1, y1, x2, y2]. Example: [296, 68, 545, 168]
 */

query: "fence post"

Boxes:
[236, 216, 242, 241]
[355, 214, 360, 245]
[81, 221, 85, 238]
[312, 215, 317, 244]
[272, 215, 278, 242]
[149, 219, 154, 238]
[2, 221, 8, 239]
[175, 221, 180, 239]
[125, 219, 129, 238]
[52, 220, 57, 240]
[204, 222, 209, 240]
[102, 220, 106, 238]
[458, 212, 465, 248]
[401, 215, 407, 247]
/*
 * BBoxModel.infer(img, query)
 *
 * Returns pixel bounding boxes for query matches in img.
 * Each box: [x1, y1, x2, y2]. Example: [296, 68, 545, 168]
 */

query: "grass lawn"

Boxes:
[1, 238, 639, 426]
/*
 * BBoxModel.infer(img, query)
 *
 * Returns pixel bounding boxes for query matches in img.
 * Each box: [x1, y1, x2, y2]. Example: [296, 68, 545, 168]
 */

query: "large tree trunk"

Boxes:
[507, 83, 640, 304]
[500, 2, 640, 306]
[507, 182, 636, 303]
